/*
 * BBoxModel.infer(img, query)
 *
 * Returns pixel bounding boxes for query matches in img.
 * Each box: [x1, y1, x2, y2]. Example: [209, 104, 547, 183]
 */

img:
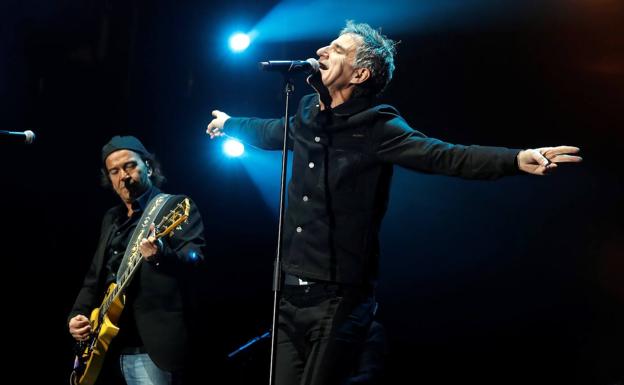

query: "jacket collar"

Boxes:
[331, 95, 374, 117]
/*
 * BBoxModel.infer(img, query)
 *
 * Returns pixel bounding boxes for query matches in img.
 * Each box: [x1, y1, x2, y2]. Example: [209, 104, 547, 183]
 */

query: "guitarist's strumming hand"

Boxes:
[69, 314, 91, 341]
[139, 223, 162, 262]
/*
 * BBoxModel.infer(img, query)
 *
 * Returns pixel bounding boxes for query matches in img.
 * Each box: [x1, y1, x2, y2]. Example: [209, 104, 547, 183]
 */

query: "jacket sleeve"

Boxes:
[156, 196, 206, 265]
[375, 115, 521, 180]
[67, 211, 113, 323]
[223, 116, 296, 151]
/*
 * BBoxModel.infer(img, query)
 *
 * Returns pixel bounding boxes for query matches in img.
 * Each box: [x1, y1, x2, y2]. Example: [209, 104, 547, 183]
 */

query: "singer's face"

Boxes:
[105, 149, 152, 204]
[316, 33, 362, 92]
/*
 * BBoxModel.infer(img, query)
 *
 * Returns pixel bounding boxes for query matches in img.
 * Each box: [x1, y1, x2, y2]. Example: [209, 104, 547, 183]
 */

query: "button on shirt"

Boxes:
[224, 94, 520, 285]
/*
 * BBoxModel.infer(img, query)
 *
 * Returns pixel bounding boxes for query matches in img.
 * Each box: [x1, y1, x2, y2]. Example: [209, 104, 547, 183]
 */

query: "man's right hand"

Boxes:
[206, 110, 230, 139]
[69, 314, 91, 341]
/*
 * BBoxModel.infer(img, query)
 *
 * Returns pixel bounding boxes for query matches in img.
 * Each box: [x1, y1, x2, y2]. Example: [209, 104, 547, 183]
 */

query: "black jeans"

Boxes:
[276, 282, 376, 385]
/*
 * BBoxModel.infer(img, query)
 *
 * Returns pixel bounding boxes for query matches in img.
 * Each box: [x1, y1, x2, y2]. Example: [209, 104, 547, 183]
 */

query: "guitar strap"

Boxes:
[115, 193, 173, 283]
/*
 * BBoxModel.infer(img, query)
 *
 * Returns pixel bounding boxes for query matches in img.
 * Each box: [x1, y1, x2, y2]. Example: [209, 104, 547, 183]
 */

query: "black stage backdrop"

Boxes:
[1, 1, 622, 384]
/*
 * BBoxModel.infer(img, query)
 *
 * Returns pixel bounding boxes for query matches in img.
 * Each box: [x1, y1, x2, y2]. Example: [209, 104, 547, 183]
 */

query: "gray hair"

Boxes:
[340, 20, 398, 96]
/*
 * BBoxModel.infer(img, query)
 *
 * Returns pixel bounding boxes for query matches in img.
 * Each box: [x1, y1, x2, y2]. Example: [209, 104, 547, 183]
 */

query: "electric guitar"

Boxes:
[70, 197, 191, 385]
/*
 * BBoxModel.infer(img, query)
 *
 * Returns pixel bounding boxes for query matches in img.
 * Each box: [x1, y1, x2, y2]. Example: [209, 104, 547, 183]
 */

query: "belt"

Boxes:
[283, 273, 316, 286]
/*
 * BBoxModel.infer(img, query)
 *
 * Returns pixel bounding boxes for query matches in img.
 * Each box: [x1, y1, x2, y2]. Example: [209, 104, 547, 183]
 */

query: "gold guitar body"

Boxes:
[72, 283, 125, 385]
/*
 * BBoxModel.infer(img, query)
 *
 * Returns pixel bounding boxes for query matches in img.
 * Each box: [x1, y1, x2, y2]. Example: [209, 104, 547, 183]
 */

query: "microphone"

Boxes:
[0, 130, 36, 144]
[259, 58, 319, 74]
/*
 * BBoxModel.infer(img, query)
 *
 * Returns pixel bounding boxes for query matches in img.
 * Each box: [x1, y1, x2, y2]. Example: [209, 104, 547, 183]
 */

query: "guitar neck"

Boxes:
[99, 260, 141, 317]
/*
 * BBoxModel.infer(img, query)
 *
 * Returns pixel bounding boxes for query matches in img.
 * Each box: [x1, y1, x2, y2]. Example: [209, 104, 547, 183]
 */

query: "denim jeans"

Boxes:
[120, 353, 174, 385]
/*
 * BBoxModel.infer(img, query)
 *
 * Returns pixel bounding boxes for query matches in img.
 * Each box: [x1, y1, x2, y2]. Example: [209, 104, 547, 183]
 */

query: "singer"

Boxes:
[206, 20, 581, 385]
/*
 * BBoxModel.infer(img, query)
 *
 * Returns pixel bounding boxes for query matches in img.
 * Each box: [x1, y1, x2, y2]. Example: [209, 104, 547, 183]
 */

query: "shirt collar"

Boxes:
[131, 184, 160, 213]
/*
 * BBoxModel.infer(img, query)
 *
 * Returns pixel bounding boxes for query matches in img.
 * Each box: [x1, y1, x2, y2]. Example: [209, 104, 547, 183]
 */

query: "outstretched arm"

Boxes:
[376, 116, 582, 179]
[516, 146, 582, 175]
[205, 108, 297, 150]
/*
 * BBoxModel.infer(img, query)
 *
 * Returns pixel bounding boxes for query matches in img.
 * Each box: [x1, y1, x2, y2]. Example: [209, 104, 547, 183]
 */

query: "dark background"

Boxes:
[1, 0, 623, 384]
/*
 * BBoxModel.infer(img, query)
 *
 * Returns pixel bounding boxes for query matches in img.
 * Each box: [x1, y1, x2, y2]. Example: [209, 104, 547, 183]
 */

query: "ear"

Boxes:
[351, 67, 371, 85]
[145, 160, 153, 177]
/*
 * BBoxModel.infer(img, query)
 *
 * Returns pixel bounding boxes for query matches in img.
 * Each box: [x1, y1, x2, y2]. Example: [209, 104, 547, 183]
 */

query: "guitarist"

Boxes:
[68, 135, 206, 385]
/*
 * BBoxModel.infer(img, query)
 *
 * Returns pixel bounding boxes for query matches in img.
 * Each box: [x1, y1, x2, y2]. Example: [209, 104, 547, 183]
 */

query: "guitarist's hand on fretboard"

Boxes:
[69, 314, 91, 341]
[139, 223, 163, 262]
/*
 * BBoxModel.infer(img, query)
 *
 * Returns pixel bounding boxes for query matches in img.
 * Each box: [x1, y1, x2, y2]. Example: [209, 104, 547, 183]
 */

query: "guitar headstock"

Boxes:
[154, 197, 190, 239]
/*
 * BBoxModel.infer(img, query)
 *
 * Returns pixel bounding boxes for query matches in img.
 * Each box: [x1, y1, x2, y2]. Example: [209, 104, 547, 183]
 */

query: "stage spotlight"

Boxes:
[229, 32, 251, 52]
[223, 138, 245, 157]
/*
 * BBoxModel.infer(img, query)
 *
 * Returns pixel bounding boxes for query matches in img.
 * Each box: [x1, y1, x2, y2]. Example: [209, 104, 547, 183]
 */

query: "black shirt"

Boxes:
[105, 186, 159, 286]
[104, 186, 162, 350]
[225, 94, 520, 285]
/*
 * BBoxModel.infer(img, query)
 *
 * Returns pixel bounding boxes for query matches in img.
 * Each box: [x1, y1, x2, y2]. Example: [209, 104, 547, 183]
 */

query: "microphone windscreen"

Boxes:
[24, 130, 35, 144]
[306, 58, 320, 73]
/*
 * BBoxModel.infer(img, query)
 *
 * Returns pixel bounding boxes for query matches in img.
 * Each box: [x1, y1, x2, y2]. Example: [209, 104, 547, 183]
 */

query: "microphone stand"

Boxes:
[269, 76, 295, 385]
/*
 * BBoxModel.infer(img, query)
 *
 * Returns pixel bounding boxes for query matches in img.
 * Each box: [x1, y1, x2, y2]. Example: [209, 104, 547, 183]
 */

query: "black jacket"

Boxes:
[69, 186, 206, 371]
[225, 93, 520, 285]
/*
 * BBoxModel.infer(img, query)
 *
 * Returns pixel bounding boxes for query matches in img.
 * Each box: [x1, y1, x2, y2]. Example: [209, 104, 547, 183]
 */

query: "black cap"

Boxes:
[101, 135, 150, 164]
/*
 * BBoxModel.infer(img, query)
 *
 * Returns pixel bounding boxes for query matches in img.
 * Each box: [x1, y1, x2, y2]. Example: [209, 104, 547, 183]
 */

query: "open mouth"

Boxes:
[318, 62, 328, 70]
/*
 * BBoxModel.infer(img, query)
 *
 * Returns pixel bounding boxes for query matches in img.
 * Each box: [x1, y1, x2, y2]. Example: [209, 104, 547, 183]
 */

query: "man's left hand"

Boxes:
[517, 146, 582, 175]
[140, 223, 162, 261]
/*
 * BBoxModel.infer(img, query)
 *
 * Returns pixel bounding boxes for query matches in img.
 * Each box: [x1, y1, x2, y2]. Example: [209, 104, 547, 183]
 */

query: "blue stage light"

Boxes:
[229, 32, 251, 52]
[223, 138, 245, 157]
